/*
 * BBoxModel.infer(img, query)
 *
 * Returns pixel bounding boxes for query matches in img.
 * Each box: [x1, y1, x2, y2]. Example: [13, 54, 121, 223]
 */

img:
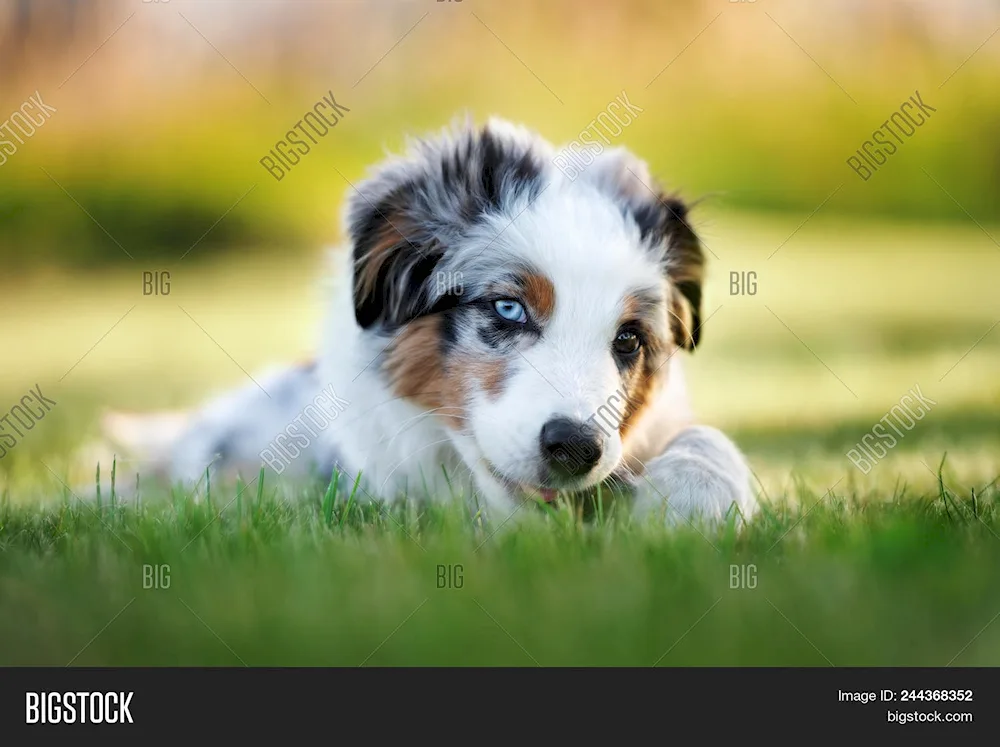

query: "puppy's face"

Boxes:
[348, 119, 703, 501]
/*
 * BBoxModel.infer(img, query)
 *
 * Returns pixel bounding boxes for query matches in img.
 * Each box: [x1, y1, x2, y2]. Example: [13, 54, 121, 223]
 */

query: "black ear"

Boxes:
[575, 148, 704, 350]
[638, 195, 703, 351]
[349, 186, 447, 330]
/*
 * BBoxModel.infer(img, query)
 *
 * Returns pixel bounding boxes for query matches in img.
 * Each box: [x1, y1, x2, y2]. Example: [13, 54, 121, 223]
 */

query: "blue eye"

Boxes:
[494, 299, 527, 324]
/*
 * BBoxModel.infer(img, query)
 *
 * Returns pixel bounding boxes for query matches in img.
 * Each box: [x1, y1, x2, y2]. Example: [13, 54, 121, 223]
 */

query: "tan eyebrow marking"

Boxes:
[518, 272, 555, 322]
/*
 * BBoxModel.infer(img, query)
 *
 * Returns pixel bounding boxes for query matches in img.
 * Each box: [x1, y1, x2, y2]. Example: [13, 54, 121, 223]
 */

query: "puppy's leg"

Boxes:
[630, 425, 757, 525]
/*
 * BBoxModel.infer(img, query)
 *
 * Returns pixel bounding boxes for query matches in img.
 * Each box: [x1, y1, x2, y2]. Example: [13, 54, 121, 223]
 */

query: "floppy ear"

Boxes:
[647, 196, 703, 351]
[348, 186, 448, 330]
[577, 148, 704, 350]
[346, 117, 547, 331]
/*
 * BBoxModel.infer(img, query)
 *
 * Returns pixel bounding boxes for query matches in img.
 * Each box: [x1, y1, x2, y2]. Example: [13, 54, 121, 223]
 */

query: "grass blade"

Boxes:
[95, 462, 101, 515]
[205, 466, 212, 511]
[255, 465, 265, 509]
[236, 474, 244, 520]
[340, 471, 363, 529]
[323, 470, 340, 528]
[110, 456, 117, 513]
[441, 464, 456, 501]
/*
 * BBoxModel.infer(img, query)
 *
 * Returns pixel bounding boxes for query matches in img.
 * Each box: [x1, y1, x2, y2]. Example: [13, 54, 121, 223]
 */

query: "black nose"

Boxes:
[540, 417, 604, 477]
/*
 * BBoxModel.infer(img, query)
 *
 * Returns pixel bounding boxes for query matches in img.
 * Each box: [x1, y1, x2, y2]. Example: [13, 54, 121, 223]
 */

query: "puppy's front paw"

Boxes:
[631, 426, 757, 525]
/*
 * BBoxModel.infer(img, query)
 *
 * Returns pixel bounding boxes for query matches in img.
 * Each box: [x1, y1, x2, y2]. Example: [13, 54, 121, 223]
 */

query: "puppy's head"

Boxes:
[346, 117, 704, 500]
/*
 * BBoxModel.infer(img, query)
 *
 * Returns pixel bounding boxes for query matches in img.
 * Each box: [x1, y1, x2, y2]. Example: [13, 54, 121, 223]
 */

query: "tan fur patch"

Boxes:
[618, 352, 667, 441]
[384, 314, 511, 427]
[621, 294, 644, 321]
[520, 272, 556, 321]
[383, 316, 466, 429]
[615, 293, 669, 440]
[470, 360, 506, 399]
[669, 284, 697, 350]
[618, 362, 649, 440]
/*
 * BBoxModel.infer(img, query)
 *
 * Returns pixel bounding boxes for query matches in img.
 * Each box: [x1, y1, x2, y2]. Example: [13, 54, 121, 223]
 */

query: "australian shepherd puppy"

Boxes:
[103, 117, 757, 525]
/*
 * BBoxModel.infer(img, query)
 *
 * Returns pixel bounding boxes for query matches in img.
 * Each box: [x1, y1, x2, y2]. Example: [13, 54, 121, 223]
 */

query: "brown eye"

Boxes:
[613, 329, 641, 356]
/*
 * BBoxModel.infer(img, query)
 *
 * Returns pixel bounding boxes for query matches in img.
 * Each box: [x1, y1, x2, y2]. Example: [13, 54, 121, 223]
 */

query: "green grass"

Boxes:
[1, 460, 999, 666]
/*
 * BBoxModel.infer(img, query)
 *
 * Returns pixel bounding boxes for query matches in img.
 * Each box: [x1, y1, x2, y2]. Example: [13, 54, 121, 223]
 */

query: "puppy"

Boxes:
[103, 117, 757, 525]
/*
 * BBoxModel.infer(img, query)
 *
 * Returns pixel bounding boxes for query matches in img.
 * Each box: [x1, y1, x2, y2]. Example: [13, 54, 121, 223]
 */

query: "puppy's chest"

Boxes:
[331, 400, 466, 500]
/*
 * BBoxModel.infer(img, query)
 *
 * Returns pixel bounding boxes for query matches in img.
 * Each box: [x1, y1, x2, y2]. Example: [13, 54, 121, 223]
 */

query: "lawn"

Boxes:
[1, 209, 998, 666]
[1, 470, 999, 666]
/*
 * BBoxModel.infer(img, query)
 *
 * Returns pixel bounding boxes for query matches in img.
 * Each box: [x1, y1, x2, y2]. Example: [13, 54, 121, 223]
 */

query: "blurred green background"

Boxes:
[1, 0, 997, 495]
[2, 0, 1000, 267]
